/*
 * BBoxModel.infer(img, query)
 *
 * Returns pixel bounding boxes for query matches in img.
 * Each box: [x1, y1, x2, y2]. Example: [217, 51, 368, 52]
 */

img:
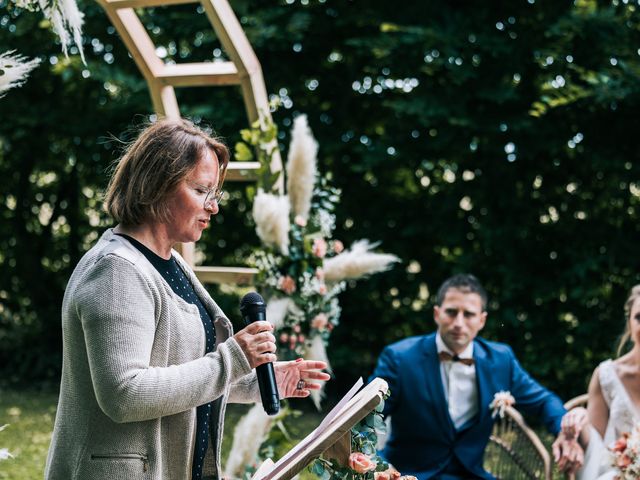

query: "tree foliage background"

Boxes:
[1, 0, 640, 402]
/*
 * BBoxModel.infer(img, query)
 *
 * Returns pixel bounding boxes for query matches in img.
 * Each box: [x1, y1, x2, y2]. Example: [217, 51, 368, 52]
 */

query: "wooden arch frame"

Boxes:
[96, 0, 283, 284]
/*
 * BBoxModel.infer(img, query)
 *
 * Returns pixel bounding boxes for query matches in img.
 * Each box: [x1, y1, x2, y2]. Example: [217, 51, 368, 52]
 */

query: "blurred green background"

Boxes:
[2, 1, 640, 470]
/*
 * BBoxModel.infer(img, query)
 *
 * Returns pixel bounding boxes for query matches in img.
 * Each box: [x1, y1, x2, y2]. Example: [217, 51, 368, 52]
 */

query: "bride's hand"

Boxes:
[552, 433, 584, 474]
[561, 407, 589, 440]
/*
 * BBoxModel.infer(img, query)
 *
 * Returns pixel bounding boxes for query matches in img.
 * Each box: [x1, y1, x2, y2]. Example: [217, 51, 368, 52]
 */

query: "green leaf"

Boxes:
[235, 142, 254, 162]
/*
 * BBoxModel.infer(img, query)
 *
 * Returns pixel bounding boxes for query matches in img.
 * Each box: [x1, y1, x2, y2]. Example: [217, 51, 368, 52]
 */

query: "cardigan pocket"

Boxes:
[90, 453, 149, 473]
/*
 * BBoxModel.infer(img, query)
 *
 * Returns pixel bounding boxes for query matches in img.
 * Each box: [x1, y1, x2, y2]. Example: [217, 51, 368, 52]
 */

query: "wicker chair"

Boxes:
[483, 406, 552, 480]
[561, 394, 589, 480]
[377, 408, 552, 480]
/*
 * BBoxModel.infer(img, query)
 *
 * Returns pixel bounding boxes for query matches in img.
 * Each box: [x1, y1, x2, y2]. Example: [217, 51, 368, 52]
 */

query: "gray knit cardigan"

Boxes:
[45, 229, 259, 480]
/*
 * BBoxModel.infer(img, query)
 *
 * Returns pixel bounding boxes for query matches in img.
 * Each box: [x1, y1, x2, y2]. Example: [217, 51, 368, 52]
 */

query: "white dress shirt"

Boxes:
[436, 333, 479, 429]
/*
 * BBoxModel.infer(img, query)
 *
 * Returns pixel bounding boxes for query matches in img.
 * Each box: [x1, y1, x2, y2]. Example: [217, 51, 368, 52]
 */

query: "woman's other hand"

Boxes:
[274, 359, 331, 398]
[233, 321, 276, 369]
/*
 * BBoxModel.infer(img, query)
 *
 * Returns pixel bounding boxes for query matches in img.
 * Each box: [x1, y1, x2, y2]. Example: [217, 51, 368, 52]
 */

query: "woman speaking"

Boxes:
[45, 118, 329, 480]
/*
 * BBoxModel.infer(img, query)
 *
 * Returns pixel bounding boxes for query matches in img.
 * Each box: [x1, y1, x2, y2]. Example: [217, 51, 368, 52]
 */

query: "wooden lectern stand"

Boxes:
[251, 377, 389, 480]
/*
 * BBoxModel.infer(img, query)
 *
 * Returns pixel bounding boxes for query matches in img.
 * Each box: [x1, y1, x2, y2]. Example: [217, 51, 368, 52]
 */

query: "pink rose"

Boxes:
[278, 275, 296, 295]
[375, 470, 401, 480]
[279, 333, 289, 343]
[294, 215, 307, 227]
[289, 334, 298, 344]
[298, 334, 306, 343]
[348, 452, 376, 474]
[311, 313, 328, 331]
[333, 240, 344, 253]
[312, 238, 328, 258]
[315, 267, 325, 280]
[317, 283, 327, 295]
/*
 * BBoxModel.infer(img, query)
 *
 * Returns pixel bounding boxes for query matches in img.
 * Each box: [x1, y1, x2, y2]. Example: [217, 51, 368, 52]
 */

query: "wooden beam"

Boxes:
[225, 161, 260, 181]
[193, 266, 257, 285]
[103, 0, 197, 9]
[157, 62, 240, 87]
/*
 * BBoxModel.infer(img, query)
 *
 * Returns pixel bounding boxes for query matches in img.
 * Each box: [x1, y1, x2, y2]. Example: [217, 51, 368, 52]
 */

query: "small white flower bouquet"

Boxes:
[489, 391, 516, 419]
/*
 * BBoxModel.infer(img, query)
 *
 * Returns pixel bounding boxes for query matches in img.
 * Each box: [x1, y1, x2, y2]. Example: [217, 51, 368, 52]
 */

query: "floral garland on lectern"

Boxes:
[224, 112, 400, 478]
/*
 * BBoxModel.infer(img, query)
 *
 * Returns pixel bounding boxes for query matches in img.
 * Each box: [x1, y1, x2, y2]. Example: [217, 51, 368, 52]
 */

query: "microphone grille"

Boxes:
[240, 291, 265, 310]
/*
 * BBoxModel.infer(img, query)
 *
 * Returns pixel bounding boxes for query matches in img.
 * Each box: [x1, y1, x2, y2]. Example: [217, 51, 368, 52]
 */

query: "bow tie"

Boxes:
[438, 351, 474, 366]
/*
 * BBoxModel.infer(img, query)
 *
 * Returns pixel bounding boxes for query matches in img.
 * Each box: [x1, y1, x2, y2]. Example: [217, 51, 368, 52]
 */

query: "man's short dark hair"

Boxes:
[435, 273, 488, 311]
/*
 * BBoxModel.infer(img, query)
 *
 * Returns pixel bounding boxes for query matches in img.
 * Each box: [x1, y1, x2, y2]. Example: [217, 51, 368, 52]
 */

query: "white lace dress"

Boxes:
[577, 359, 640, 480]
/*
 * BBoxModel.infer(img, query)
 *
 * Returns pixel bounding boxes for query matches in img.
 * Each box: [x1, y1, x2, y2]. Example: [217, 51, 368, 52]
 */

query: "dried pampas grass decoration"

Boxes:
[265, 297, 293, 330]
[224, 404, 273, 477]
[305, 335, 332, 410]
[323, 240, 400, 283]
[253, 191, 291, 255]
[0, 52, 41, 97]
[39, 0, 85, 62]
[286, 115, 317, 221]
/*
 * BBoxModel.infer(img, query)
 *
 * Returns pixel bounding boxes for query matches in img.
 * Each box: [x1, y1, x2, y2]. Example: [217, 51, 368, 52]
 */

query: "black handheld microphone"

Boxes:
[239, 292, 280, 416]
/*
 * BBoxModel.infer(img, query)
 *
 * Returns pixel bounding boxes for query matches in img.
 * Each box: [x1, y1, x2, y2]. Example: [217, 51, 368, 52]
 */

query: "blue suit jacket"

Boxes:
[370, 333, 565, 480]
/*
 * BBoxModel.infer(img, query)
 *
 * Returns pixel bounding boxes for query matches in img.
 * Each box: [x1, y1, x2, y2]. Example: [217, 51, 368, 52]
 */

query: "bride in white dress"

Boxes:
[559, 285, 640, 480]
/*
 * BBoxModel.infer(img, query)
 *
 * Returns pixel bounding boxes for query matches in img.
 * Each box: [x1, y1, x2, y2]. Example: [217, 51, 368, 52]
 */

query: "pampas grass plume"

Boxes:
[0, 52, 41, 97]
[253, 190, 291, 255]
[323, 240, 400, 283]
[224, 404, 273, 477]
[306, 335, 332, 410]
[266, 297, 293, 330]
[286, 115, 318, 220]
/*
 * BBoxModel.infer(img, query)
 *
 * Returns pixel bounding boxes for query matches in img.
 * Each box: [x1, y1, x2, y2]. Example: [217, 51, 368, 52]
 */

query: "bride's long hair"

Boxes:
[616, 285, 640, 357]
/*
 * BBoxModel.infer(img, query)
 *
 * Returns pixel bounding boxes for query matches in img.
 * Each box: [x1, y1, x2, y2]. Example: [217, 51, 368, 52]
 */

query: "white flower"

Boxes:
[489, 391, 516, 419]
[0, 51, 41, 97]
[322, 240, 400, 283]
[252, 190, 290, 255]
[286, 115, 317, 221]
[0, 448, 13, 460]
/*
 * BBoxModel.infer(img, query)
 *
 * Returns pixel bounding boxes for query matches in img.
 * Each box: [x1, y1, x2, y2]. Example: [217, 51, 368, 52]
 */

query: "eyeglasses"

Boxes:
[190, 181, 225, 208]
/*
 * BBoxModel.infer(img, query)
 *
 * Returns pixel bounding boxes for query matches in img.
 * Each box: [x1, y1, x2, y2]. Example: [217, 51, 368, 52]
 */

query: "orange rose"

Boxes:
[374, 472, 390, 480]
[613, 437, 628, 453]
[311, 313, 329, 330]
[278, 275, 296, 294]
[348, 452, 377, 473]
[617, 454, 632, 469]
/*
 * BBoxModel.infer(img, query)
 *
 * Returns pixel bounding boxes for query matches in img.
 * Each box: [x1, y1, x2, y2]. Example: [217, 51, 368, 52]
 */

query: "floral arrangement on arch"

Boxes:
[245, 113, 400, 371]
[224, 113, 399, 478]
[610, 426, 640, 479]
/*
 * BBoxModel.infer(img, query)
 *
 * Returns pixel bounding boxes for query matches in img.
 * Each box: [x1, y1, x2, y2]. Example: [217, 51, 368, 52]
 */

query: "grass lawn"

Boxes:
[0, 389, 58, 480]
[0, 389, 566, 480]
[0, 390, 323, 480]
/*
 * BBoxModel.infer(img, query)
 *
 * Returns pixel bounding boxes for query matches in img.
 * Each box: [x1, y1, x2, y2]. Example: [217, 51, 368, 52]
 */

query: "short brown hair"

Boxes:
[104, 118, 229, 225]
[436, 273, 488, 311]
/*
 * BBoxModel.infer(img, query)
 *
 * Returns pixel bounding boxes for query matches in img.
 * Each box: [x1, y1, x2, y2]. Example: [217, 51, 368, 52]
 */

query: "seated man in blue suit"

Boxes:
[370, 273, 581, 480]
